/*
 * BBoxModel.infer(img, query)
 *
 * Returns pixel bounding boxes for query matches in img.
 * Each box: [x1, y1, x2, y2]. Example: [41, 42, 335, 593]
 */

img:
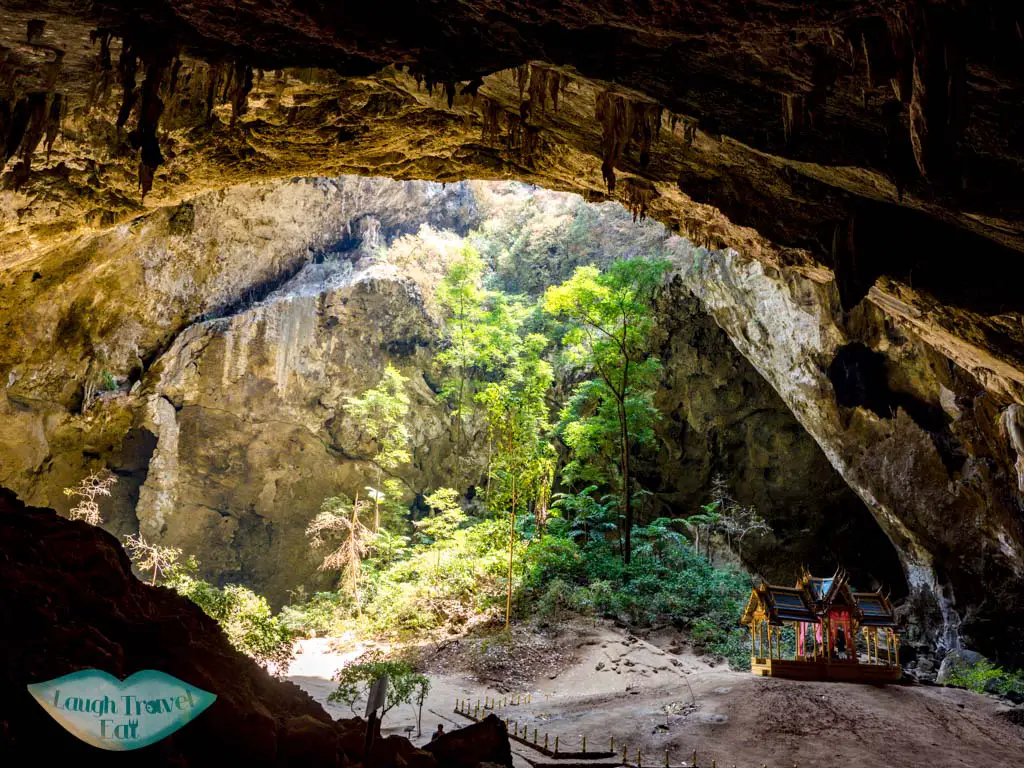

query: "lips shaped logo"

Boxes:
[27, 669, 216, 751]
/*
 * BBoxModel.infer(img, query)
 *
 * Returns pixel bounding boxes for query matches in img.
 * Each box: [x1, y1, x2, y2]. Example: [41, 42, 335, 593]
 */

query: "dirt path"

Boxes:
[286, 623, 1024, 767]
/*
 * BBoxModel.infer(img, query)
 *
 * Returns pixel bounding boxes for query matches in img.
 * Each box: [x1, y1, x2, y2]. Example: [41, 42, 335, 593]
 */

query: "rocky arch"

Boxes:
[1, 1, 1022, 662]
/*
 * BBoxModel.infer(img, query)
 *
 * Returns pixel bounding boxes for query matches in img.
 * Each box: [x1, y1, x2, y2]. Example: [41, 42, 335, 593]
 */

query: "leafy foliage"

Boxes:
[544, 258, 671, 563]
[329, 651, 429, 725]
[945, 656, 1024, 697]
[523, 531, 752, 668]
[122, 543, 294, 671]
[344, 364, 412, 531]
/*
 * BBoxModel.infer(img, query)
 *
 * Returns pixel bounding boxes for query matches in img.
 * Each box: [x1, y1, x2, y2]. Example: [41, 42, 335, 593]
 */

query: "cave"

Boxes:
[3, 2, 1024, 766]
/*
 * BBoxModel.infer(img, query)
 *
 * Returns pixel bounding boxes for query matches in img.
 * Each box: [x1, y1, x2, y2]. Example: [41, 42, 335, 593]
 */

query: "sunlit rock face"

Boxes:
[137, 252, 473, 602]
[0, 175, 892, 607]
[1, 0, 1022, 659]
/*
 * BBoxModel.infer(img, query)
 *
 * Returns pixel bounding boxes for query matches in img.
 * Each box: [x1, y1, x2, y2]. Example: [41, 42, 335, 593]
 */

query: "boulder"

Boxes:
[423, 714, 513, 768]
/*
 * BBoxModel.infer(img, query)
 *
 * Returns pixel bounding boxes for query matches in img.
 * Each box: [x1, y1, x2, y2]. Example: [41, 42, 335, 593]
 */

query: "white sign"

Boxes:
[27, 669, 216, 751]
[365, 674, 388, 718]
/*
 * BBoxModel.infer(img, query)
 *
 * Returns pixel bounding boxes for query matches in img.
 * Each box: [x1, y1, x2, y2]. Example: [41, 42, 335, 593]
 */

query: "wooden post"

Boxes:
[544, 734, 549, 750]
[474, 704, 479, 719]
[623, 744, 628, 763]
[610, 736, 615, 752]
[555, 736, 559, 754]
[582, 735, 586, 754]
[665, 748, 670, 767]
[637, 747, 642, 767]
[693, 749, 697, 767]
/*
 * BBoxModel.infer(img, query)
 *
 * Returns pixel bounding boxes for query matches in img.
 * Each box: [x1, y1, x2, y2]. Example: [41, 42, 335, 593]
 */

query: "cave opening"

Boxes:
[1, 173, 909, 638]
[4, 3, 1024, 762]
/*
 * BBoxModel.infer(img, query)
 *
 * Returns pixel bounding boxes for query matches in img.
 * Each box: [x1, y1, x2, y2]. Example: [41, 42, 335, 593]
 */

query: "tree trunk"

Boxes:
[618, 399, 632, 565]
[506, 475, 517, 629]
[455, 371, 466, 482]
[374, 465, 382, 532]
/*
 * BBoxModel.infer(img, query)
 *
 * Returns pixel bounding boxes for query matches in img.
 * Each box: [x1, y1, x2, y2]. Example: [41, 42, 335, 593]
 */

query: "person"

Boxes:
[430, 724, 444, 742]
[836, 625, 847, 659]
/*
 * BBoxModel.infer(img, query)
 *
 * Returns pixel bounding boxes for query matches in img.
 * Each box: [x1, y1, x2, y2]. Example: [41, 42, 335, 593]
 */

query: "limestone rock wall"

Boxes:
[0, 177, 477, 530]
[136, 256, 479, 602]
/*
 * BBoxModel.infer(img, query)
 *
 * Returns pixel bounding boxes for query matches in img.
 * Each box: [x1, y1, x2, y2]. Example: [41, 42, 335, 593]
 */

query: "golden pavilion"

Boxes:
[740, 569, 901, 682]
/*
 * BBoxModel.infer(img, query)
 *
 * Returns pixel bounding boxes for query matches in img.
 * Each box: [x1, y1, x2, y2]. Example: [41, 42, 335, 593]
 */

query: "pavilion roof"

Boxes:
[741, 584, 819, 626]
[852, 592, 898, 627]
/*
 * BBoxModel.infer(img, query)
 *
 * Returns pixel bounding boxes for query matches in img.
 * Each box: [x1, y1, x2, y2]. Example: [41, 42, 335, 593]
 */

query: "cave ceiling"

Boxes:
[2, 0, 1024, 658]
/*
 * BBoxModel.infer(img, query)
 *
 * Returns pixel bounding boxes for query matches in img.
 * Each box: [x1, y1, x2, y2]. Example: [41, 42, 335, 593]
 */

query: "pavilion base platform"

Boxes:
[751, 658, 902, 683]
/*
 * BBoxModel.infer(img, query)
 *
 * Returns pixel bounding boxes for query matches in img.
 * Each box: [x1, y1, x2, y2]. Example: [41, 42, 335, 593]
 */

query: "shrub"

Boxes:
[166, 562, 294, 671]
[279, 591, 346, 637]
[947, 657, 1024, 696]
[329, 650, 430, 731]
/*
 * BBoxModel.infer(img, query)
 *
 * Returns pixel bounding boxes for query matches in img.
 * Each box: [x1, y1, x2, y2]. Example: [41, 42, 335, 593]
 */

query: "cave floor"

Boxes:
[287, 623, 1024, 767]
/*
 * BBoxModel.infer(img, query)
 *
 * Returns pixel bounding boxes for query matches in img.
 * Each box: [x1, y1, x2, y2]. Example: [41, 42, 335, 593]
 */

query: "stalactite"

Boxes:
[506, 112, 522, 151]
[86, 31, 114, 112]
[515, 64, 528, 100]
[782, 93, 805, 144]
[595, 90, 662, 191]
[134, 57, 170, 196]
[480, 96, 502, 144]
[230, 62, 253, 126]
[521, 124, 540, 166]
[1, 98, 28, 166]
[44, 93, 62, 162]
[204, 62, 225, 120]
[444, 81, 456, 109]
[620, 178, 658, 222]
[167, 57, 182, 98]
[460, 78, 483, 98]
[115, 41, 138, 129]
[526, 65, 560, 115]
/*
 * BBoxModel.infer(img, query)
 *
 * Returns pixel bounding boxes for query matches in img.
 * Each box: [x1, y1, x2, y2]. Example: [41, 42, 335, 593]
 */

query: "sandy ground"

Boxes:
[286, 623, 1024, 768]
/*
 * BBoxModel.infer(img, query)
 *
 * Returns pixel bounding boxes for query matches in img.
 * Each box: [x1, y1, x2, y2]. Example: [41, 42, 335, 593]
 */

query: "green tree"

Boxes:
[686, 502, 723, 562]
[329, 651, 430, 725]
[543, 258, 671, 564]
[371, 527, 411, 566]
[477, 332, 557, 627]
[550, 487, 618, 544]
[345, 364, 412, 531]
[306, 494, 374, 613]
[414, 487, 468, 573]
[435, 246, 489, 479]
[435, 247, 521, 484]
